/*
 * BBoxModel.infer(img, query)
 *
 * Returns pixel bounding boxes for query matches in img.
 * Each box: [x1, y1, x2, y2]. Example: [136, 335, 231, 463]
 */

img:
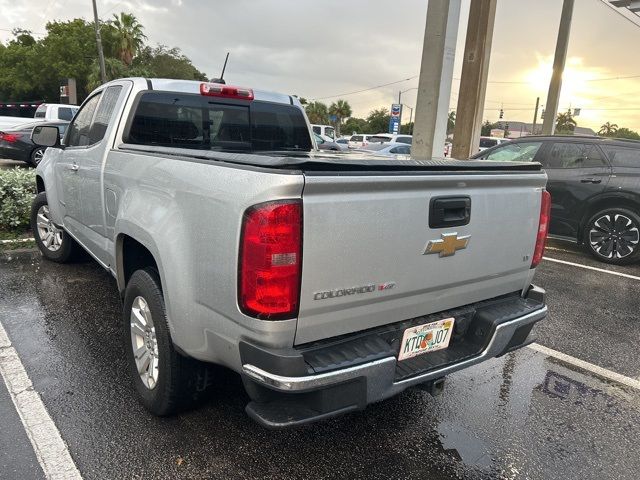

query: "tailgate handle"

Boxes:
[429, 196, 471, 228]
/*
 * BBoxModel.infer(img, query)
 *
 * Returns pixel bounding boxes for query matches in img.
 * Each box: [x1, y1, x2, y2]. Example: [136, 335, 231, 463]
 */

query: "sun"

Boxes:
[525, 57, 593, 100]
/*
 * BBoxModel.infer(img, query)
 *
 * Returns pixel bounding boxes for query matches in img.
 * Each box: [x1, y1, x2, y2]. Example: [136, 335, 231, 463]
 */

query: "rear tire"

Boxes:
[30, 192, 78, 263]
[123, 268, 213, 415]
[583, 207, 640, 265]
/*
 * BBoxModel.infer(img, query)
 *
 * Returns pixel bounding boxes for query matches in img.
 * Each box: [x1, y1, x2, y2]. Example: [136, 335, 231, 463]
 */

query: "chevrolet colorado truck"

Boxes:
[30, 78, 549, 428]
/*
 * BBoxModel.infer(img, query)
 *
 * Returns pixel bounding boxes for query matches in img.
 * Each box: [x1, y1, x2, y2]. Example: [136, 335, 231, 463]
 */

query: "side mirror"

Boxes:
[32, 125, 61, 147]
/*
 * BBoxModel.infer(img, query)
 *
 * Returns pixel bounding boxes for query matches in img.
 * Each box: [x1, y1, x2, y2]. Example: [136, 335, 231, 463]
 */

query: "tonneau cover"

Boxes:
[119, 144, 542, 172]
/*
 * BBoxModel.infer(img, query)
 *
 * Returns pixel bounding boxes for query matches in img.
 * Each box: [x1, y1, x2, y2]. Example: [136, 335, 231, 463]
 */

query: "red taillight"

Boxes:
[200, 83, 254, 100]
[531, 190, 551, 268]
[0, 132, 20, 143]
[239, 200, 302, 319]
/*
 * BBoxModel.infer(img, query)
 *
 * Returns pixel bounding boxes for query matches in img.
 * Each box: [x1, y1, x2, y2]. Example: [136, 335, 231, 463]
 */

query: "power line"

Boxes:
[311, 76, 419, 101]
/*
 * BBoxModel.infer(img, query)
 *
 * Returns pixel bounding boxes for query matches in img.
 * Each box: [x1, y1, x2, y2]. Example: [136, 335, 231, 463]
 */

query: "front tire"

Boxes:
[584, 207, 640, 265]
[30, 192, 78, 263]
[30, 147, 45, 167]
[123, 268, 213, 415]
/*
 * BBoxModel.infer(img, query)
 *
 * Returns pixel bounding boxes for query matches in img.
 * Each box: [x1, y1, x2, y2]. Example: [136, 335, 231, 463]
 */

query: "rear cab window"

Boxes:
[369, 135, 392, 143]
[58, 107, 75, 121]
[124, 92, 312, 153]
[480, 138, 498, 148]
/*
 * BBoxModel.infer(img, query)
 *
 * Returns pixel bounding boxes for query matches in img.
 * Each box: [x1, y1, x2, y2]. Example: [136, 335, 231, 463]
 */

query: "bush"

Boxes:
[0, 168, 37, 231]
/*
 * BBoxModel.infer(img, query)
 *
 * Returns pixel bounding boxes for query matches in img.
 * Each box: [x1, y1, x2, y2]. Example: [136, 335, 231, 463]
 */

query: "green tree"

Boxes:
[131, 45, 206, 80]
[598, 122, 618, 136]
[555, 110, 577, 134]
[110, 13, 147, 66]
[342, 117, 368, 135]
[328, 99, 352, 137]
[366, 108, 390, 134]
[400, 122, 414, 135]
[305, 101, 329, 125]
[481, 120, 498, 136]
[447, 111, 456, 135]
[0, 14, 206, 103]
[613, 127, 640, 140]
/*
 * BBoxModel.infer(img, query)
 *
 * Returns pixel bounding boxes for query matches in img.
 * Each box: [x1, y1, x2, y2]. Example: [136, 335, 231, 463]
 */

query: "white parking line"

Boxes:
[528, 343, 640, 391]
[0, 322, 82, 480]
[542, 256, 640, 281]
[0, 238, 35, 244]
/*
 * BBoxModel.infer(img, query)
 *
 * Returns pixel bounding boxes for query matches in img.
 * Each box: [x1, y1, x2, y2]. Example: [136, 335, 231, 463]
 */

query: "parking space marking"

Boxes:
[0, 238, 35, 244]
[543, 256, 640, 281]
[529, 343, 640, 391]
[0, 322, 82, 480]
[545, 246, 578, 254]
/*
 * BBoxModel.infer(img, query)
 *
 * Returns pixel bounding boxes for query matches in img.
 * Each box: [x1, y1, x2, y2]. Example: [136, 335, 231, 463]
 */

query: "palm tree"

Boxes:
[110, 13, 147, 66]
[328, 99, 352, 136]
[598, 122, 618, 137]
[555, 110, 577, 134]
[305, 101, 329, 125]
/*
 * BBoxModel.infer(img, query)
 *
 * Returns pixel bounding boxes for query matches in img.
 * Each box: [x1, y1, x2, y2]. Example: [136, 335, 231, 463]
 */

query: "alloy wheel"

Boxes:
[35, 205, 63, 252]
[33, 148, 45, 165]
[130, 296, 160, 390]
[589, 213, 640, 259]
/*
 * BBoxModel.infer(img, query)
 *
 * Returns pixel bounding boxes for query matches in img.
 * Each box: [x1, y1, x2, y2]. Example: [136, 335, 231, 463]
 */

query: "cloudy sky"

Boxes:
[2, 0, 640, 131]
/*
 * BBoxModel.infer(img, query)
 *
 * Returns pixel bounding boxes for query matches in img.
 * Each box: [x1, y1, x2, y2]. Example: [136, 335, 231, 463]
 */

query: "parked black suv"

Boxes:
[472, 135, 640, 265]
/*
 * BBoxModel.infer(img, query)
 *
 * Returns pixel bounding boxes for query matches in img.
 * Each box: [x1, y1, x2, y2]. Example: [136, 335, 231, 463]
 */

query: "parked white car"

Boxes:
[359, 142, 411, 158]
[348, 134, 375, 149]
[368, 133, 413, 144]
[478, 136, 509, 152]
[34, 103, 79, 122]
[310, 124, 335, 140]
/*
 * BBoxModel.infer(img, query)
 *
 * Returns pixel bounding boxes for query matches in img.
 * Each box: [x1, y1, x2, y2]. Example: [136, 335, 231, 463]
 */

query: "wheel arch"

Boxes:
[115, 232, 162, 296]
[578, 192, 640, 243]
[35, 175, 45, 194]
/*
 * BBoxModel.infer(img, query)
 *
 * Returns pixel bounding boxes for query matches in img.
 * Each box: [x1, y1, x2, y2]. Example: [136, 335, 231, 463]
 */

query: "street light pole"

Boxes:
[532, 96, 540, 135]
[91, 0, 107, 84]
[542, 0, 574, 135]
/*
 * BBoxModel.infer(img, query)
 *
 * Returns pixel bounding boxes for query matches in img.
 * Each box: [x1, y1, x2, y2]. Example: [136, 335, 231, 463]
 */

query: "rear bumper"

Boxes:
[241, 286, 547, 428]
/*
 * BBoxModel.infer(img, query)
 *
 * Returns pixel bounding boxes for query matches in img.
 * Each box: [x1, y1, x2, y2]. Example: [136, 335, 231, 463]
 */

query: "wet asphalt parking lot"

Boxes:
[0, 239, 639, 480]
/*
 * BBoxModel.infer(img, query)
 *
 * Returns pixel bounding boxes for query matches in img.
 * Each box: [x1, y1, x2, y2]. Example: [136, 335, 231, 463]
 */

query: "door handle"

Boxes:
[580, 178, 602, 184]
[69, 163, 79, 172]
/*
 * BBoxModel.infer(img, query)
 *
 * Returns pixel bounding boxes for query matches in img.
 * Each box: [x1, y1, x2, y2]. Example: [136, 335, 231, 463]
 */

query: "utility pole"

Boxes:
[412, 0, 461, 160]
[542, 0, 574, 135]
[451, 0, 497, 159]
[91, 0, 107, 84]
[532, 97, 540, 135]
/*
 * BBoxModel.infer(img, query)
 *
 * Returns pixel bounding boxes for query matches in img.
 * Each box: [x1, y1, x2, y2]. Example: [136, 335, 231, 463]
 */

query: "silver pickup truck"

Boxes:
[30, 78, 549, 428]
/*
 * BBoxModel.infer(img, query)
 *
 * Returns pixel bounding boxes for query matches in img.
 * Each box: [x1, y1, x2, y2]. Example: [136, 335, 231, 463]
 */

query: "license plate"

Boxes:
[398, 317, 455, 361]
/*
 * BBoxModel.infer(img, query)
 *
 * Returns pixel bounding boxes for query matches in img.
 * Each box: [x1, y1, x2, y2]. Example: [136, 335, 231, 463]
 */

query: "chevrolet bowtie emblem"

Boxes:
[423, 233, 470, 257]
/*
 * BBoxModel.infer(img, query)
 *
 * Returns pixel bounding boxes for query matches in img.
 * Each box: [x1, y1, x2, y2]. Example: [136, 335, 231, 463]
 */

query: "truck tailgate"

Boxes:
[295, 171, 547, 345]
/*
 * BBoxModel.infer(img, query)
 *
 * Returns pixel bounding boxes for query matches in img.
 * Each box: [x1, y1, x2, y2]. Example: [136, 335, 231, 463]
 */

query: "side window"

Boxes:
[484, 142, 543, 162]
[58, 107, 74, 121]
[351, 135, 362, 142]
[396, 137, 412, 144]
[66, 93, 102, 147]
[603, 146, 640, 168]
[88, 86, 123, 145]
[312, 126, 321, 134]
[547, 143, 605, 168]
[390, 145, 410, 154]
